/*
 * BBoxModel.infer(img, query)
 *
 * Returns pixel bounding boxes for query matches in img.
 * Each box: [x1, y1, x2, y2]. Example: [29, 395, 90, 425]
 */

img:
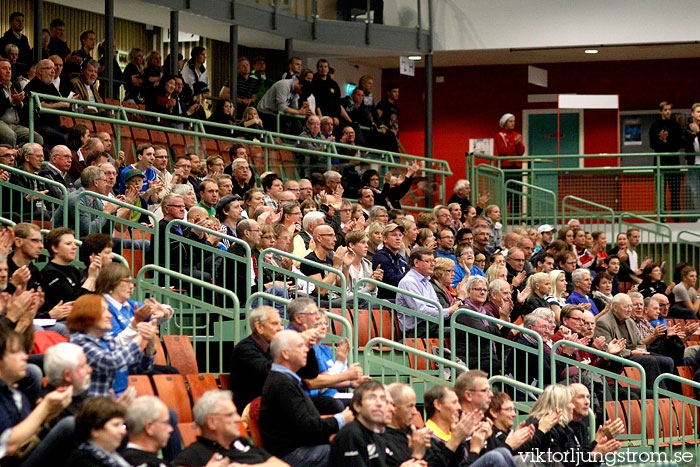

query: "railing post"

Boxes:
[105, 0, 115, 99]
[28, 95, 35, 143]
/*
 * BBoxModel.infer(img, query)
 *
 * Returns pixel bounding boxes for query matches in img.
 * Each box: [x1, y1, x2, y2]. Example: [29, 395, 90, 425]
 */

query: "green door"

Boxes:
[527, 112, 580, 202]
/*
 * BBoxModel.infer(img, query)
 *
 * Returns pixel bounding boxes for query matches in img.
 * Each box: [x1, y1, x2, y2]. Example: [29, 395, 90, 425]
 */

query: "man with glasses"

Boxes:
[396, 247, 449, 338]
[149, 193, 209, 278]
[229, 157, 255, 198]
[505, 247, 528, 291]
[472, 225, 492, 265]
[38, 145, 74, 199]
[506, 308, 576, 388]
[167, 154, 195, 196]
[435, 228, 456, 262]
[300, 224, 347, 300]
[433, 206, 455, 236]
[152, 145, 172, 193]
[23, 59, 71, 147]
[566, 268, 599, 314]
[6, 222, 44, 293]
[298, 178, 313, 201]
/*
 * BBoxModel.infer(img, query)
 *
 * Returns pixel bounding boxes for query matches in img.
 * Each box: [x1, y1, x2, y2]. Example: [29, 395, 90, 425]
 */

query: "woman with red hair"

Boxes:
[67, 294, 157, 397]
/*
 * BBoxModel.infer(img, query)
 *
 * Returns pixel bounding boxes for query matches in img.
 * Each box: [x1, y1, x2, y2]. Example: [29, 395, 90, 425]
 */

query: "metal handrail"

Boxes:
[28, 93, 451, 177]
[136, 264, 240, 372]
[0, 163, 69, 226]
[652, 373, 700, 454]
[361, 337, 467, 385]
[354, 277, 444, 364]
[561, 195, 616, 226]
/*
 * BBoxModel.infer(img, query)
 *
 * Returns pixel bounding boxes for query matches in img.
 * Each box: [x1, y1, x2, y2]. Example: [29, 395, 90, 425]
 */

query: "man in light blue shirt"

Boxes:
[396, 247, 450, 338]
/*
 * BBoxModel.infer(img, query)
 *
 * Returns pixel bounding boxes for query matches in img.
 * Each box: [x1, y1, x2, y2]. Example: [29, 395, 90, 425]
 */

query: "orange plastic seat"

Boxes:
[127, 375, 154, 396]
[186, 374, 219, 404]
[162, 335, 199, 374]
[152, 374, 193, 423]
[178, 422, 200, 448]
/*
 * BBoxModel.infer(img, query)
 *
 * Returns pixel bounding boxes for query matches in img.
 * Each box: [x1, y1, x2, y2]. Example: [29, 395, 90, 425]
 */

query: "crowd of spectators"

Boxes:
[2, 10, 700, 467]
[1, 11, 401, 174]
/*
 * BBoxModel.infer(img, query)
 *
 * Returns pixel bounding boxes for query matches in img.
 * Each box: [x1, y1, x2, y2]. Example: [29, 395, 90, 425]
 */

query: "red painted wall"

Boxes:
[383, 57, 699, 195]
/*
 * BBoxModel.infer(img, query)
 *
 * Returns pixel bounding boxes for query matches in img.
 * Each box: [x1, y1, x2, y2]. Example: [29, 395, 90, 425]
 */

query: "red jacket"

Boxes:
[496, 129, 525, 168]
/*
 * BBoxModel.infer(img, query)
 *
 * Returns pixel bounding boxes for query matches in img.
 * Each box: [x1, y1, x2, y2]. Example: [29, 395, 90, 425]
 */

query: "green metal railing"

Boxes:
[28, 93, 452, 208]
[73, 190, 158, 277]
[618, 212, 674, 273]
[466, 152, 700, 222]
[136, 265, 240, 372]
[163, 219, 251, 305]
[504, 180, 557, 226]
[451, 309, 544, 389]
[561, 195, 616, 234]
[0, 163, 69, 227]
[676, 231, 700, 273]
[551, 339, 647, 447]
[258, 247, 347, 321]
[653, 373, 700, 464]
[362, 337, 466, 403]
[353, 279, 444, 367]
[473, 163, 504, 210]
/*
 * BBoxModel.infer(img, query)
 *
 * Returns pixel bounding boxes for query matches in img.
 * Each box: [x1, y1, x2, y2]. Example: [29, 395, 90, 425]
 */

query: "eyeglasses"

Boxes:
[468, 388, 492, 394]
[510, 258, 525, 262]
[261, 235, 276, 240]
[418, 258, 435, 265]
[166, 205, 186, 209]
[318, 233, 336, 238]
[471, 288, 488, 293]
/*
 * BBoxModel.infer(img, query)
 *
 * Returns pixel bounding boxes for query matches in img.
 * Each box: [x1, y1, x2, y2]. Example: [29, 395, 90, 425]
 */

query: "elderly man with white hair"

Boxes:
[566, 268, 599, 314]
[447, 179, 489, 219]
[504, 308, 576, 388]
[259, 330, 353, 466]
[174, 390, 284, 466]
[8, 143, 49, 220]
[595, 293, 674, 392]
[228, 305, 320, 413]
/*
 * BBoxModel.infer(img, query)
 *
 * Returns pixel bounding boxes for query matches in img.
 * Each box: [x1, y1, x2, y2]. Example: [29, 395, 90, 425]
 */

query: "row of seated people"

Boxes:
[3, 138, 700, 394]
[1, 10, 401, 158]
[0, 311, 627, 467]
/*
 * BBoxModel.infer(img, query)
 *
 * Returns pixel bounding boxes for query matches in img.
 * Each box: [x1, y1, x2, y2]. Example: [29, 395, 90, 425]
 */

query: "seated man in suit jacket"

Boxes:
[594, 293, 674, 392]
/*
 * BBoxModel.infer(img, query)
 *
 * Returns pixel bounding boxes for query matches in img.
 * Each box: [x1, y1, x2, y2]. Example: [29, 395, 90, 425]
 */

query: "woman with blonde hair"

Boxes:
[524, 384, 620, 458]
[367, 222, 384, 262]
[431, 257, 467, 312]
[523, 272, 552, 315]
[485, 264, 508, 284]
[545, 270, 568, 320]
